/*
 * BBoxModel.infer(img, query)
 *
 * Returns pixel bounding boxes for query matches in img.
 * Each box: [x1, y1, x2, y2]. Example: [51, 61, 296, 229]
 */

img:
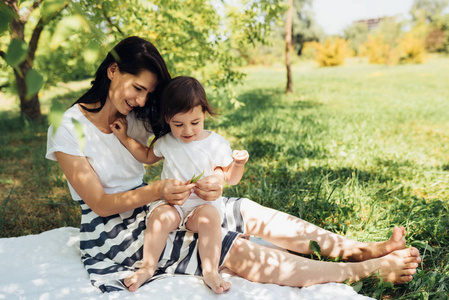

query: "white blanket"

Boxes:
[0, 227, 373, 300]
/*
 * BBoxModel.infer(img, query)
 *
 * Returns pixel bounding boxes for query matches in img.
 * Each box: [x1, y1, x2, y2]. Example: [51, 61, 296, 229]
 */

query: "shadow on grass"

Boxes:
[233, 161, 417, 231]
[214, 88, 327, 161]
[217, 88, 322, 129]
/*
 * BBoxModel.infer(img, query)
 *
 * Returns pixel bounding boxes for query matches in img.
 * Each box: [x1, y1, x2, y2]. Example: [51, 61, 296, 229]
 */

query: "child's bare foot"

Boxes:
[349, 226, 407, 261]
[375, 247, 420, 284]
[124, 266, 155, 292]
[203, 272, 231, 294]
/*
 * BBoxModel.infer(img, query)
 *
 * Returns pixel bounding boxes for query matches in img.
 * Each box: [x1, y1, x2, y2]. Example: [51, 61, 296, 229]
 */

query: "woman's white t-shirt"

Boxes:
[46, 104, 152, 200]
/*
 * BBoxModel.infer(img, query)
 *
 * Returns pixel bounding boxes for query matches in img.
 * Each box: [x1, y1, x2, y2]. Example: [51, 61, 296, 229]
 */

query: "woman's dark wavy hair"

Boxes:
[73, 36, 171, 134]
[150, 76, 216, 147]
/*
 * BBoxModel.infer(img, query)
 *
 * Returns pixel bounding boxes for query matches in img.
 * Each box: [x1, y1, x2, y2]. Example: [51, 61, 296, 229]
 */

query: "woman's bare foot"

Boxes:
[375, 226, 407, 256]
[349, 226, 407, 261]
[124, 266, 155, 292]
[369, 247, 420, 284]
[203, 272, 231, 294]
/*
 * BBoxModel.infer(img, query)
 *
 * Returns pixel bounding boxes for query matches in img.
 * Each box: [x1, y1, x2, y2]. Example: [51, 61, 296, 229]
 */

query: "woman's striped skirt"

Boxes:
[77, 189, 246, 292]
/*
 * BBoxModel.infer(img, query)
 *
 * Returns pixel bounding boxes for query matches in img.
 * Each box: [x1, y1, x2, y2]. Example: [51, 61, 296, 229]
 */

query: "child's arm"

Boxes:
[222, 150, 249, 185]
[110, 118, 162, 165]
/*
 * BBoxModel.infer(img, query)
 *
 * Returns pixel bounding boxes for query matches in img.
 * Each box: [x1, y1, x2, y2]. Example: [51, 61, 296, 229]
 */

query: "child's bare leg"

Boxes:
[241, 200, 406, 261]
[124, 204, 181, 292]
[223, 238, 420, 287]
[186, 205, 231, 294]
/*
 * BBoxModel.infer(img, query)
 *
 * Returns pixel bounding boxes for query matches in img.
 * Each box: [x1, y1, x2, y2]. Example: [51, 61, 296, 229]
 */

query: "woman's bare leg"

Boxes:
[241, 200, 407, 261]
[124, 204, 181, 292]
[186, 205, 231, 294]
[223, 238, 420, 287]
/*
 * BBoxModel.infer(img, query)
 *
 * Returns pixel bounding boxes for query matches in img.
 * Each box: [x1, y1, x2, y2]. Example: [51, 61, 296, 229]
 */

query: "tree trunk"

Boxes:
[15, 68, 42, 121]
[6, 0, 44, 121]
[285, 0, 293, 94]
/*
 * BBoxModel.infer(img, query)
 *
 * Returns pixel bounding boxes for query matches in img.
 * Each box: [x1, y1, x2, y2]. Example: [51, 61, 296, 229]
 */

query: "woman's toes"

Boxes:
[409, 247, 420, 257]
[400, 275, 413, 283]
[392, 227, 405, 242]
[404, 268, 417, 276]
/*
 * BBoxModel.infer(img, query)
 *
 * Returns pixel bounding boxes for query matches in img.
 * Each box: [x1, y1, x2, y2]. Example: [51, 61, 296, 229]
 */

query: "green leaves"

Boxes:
[190, 170, 205, 183]
[41, 0, 68, 22]
[4, 39, 44, 98]
[50, 15, 85, 50]
[411, 240, 435, 253]
[83, 40, 102, 64]
[309, 240, 322, 260]
[25, 69, 44, 98]
[72, 118, 85, 152]
[48, 100, 67, 132]
[0, 2, 17, 34]
[5, 39, 28, 68]
[351, 281, 363, 292]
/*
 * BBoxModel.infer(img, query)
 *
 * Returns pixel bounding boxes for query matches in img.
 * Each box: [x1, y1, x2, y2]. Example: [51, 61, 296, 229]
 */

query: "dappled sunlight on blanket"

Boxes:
[0, 227, 373, 299]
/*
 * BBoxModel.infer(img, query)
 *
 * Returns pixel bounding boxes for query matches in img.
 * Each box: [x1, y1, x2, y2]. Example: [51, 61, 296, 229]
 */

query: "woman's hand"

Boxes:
[194, 174, 224, 201]
[160, 179, 195, 206]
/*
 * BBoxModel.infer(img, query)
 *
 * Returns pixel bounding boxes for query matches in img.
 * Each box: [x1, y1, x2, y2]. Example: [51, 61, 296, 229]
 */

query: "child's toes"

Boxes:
[222, 281, 231, 292]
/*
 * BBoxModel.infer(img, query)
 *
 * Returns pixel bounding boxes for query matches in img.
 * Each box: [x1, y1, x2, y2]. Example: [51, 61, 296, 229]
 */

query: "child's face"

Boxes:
[168, 105, 206, 143]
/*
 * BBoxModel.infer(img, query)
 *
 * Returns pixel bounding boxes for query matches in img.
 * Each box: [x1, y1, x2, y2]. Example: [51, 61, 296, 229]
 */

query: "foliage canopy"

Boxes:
[0, 0, 285, 119]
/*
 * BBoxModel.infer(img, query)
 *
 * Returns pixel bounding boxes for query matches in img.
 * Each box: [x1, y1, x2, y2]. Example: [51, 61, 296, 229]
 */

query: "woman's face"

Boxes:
[107, 63, 158, 115]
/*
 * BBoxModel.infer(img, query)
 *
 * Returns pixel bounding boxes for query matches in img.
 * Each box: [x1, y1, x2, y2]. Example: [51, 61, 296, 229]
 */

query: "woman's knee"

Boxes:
[240, 198, 264, 218]
[240, 199, 274, 232]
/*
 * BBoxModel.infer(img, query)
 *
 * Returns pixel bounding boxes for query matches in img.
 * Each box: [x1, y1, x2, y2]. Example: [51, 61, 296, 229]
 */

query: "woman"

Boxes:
[46, 36, 420, 293]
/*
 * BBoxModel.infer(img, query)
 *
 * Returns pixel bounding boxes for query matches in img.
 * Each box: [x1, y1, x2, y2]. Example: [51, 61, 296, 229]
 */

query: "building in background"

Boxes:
[353, 17, 391, 31]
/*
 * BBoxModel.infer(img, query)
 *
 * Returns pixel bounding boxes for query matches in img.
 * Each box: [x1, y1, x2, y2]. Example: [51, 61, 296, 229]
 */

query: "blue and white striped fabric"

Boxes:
[77, 190, 246, 293]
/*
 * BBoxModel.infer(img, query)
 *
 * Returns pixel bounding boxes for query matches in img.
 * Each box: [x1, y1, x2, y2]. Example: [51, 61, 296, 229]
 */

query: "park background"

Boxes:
[0, 0, 448, 299]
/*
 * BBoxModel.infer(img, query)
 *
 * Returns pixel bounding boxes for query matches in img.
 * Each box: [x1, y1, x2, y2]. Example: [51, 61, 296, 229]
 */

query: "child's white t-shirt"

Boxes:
[46, 105, 152, 200]
[153, 131, 234, 211]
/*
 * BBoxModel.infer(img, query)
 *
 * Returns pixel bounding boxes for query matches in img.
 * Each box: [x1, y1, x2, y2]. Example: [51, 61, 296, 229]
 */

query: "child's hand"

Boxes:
[110, 117, 128, 141]
[232, 150, 249, 166]
[194, 175, 223, 201]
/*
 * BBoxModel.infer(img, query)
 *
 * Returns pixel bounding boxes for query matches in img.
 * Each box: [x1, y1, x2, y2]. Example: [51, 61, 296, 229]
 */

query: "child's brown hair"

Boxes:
[151, 76, 216, 146]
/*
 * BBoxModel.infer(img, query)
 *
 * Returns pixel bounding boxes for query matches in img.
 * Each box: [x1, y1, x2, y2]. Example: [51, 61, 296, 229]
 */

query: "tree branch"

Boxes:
[22, 0, 43, 23]
[102, 6, 124, 35]
[28, 18, 45, 63]
[27, 2, 69, 62]
[0, 50, 6, 60]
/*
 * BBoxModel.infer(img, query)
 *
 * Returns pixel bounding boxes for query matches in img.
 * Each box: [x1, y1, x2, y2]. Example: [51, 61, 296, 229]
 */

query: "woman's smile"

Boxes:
[125, 100, 138, 110]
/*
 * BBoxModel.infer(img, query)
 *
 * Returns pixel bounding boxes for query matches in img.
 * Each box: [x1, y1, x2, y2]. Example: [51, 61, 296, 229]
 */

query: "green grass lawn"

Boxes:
[1, 56, 448, 299]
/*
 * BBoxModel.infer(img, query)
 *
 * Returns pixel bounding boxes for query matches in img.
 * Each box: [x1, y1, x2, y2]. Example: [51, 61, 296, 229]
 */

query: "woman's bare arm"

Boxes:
[55, 151, 193, 217]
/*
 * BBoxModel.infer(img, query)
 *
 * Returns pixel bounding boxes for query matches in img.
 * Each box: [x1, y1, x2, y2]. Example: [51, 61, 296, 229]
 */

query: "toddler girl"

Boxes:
[111, 76, 249, 293]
